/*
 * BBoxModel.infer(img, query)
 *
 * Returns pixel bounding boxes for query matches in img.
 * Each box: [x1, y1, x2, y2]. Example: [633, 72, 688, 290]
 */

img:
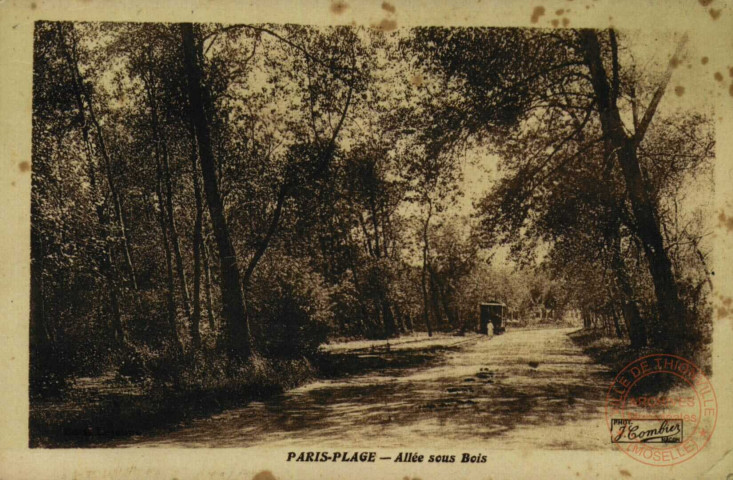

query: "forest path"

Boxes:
[117, 327, 615, 449]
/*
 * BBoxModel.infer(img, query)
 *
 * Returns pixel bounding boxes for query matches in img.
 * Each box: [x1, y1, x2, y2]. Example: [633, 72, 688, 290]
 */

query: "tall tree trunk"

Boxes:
[107, 262, 124, 344]
[202, 230, 216, 331]
[30, 222, 50, 352]
[367, 196, 397, 338]
[421, 203, 433, 337]
[180, 23, 250, 360]
[382, 300, 396, 337]
[190, 125, 203, 349]
[162, 142, 193, 322]
[428, 264, 456, 328]
[393, 302, 405, 334]
[369, 195, 381, 259]
[380, 201, 392, 259]
[428, 272, 443, 329]
[611, 233, 647, 347]
[345, 230, 371, 334]
[580, 29, 686, 350]
[610, 303, 624, 339]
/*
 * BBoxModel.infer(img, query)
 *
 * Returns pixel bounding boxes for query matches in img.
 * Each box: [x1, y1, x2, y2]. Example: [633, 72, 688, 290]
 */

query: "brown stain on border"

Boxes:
[530, 6, 546, 23]
[18, 161, 30, 172]
[371, 18, 397, 31]
[674, 85, 685, 96]
[381, 1, 396, 13]
[698, 0, 713, 5]
[252, 471, 277, 480]
[709, 8, 721, 19]
[718, 211, 733, 232]
[330, 1, 348, 14]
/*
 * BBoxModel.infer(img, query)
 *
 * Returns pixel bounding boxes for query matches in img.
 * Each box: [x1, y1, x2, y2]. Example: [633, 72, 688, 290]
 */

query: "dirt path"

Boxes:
[117, 327, 615, 449]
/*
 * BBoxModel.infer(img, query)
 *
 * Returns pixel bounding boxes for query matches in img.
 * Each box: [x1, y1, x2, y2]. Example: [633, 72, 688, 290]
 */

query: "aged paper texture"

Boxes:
[1, 0, 732, 478]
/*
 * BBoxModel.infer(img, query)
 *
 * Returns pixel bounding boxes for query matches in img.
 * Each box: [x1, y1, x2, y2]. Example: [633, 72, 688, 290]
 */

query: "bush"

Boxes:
[30, 313, 121, 399]
[249, 254, 335, 358]
[330, 276, 365, 337]
[678, 275, 713, 371]
[30, 343, 75, 399]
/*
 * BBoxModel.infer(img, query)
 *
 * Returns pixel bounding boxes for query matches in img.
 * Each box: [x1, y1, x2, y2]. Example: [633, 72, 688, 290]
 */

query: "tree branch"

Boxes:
[634, 33, 688, 144]
[205, 24, 351, 85]
[609, 29, 620, 107]
[242, 181, 287, 286]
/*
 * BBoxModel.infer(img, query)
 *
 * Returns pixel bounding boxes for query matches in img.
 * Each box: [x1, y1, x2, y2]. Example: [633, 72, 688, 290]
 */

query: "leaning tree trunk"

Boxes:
[580, 29, 686, 351]
[180, 23, 250, 360]
[60, 23, 138, 292]
[59, 24, 126, 344]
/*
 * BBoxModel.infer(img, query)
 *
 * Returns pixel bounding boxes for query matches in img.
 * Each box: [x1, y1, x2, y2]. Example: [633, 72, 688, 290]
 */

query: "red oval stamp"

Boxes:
[605, 354, 717, 466]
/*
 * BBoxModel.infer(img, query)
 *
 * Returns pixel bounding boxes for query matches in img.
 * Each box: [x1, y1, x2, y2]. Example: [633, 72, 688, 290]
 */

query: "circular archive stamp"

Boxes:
[605, 354, 717, 466]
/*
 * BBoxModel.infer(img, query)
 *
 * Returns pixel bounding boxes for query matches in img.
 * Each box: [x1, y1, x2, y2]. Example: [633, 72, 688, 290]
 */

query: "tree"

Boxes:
[339, 140, 406, 336]
[426, 218, 478, 331]
[181, 23, 251, 360]
[578, 29, 689, 349]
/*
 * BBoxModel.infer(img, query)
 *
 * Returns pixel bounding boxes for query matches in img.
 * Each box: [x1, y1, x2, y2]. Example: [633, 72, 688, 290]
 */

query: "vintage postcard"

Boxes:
[1, 0, 732, 478]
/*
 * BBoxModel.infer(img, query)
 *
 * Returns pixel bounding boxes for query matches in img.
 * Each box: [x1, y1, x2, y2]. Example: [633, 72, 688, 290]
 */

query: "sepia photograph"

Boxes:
[2, 0, 732, 478]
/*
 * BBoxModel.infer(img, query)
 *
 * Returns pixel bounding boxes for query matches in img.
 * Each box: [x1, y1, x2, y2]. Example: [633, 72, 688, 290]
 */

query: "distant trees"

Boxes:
[424, 219, 478, 332]
[408, 28, 713, 352]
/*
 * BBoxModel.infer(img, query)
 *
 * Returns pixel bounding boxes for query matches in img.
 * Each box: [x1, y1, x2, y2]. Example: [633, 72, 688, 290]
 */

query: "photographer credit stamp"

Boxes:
[606, 354, 717, 466]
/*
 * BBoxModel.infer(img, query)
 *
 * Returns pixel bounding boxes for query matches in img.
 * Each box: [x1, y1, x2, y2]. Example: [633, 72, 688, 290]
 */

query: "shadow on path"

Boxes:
[118, 328, 614, 448]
